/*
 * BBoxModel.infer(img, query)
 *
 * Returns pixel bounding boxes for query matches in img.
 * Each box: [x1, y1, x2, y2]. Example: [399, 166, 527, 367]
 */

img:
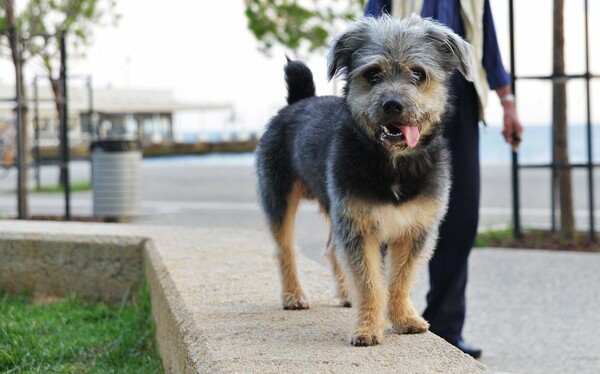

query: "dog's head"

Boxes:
[328, 15, 473, 153]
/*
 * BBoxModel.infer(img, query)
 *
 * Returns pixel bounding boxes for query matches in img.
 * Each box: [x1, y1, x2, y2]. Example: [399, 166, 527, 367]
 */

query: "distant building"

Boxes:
[0, 82, 236, 150]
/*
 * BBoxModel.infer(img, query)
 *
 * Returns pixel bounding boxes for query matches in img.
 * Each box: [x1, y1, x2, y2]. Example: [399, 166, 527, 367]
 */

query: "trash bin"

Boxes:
[90, 138, 142, 221]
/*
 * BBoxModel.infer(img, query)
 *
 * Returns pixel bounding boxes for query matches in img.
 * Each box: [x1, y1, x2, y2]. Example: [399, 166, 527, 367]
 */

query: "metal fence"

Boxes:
[508, 0, 598, 242]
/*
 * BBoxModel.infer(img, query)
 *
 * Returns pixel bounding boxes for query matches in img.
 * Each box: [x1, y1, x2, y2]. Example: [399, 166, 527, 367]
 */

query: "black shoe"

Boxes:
[454, 340, 482, 359]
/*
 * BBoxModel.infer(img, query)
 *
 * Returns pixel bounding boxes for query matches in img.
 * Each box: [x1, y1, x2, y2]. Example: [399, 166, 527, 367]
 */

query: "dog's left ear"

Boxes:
[327, 18, 372, 81]
[426, 22, 474, 82]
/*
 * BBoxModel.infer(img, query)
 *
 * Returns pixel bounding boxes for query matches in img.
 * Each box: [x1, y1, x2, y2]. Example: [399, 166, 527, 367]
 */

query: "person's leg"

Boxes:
[422, 73, 480, 345]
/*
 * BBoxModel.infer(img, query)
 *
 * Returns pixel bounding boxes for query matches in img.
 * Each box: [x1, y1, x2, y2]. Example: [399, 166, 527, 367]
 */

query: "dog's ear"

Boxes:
[327, 18, 371, 81]
[426, 21, 474, 81]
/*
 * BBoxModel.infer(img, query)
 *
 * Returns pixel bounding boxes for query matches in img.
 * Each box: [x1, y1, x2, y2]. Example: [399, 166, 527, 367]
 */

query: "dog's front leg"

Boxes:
[338, 229, 386, 346]
[386, 232, 433, 334]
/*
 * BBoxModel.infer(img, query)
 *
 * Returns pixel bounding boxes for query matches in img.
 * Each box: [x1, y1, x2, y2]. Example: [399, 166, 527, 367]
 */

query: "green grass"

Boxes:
[474, 226, 513, 247]
[33, 181, 92, 193]
[0, 283, 163, 374]
[475, 226, 599, 251]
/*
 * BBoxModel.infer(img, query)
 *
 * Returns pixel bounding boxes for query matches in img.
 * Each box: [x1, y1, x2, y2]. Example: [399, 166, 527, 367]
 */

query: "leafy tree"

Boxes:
[244, 0, 366, 54]
[1, 0, 118, 217]
[17, 0, 118, 109]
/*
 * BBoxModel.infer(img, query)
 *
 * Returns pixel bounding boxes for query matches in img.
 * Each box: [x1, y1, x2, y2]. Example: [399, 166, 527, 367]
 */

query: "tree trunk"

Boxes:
[553, 0, 575, 241]
[3, 0, 30, 218]
[50, 78, 66, 187]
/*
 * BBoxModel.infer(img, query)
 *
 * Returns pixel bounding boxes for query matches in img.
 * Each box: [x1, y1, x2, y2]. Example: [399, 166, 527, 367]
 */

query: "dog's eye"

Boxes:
[411, 67, 427, 84]
[364, 68, 383, 85]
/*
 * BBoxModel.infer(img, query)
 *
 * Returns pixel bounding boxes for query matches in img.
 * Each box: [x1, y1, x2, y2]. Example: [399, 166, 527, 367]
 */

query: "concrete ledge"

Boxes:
[0, 221, 490, 373]
[0, 232, 144, 303]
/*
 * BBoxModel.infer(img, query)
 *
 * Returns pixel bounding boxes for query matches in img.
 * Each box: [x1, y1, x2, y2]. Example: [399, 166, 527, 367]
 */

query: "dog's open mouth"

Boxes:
[378, 123, 420, 148]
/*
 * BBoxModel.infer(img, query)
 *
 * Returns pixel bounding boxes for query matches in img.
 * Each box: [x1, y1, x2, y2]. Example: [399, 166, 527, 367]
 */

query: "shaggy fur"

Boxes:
[255, 15, 473, 346]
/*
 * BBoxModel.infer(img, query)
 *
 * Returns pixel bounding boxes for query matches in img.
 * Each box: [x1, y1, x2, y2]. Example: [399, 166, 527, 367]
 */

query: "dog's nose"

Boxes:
[382, 98, 404, 115]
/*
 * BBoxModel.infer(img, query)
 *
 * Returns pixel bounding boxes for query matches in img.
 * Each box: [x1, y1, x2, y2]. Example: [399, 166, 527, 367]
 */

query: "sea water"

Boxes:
[480, 124, 599, 165]
[159, 125, 599, 167]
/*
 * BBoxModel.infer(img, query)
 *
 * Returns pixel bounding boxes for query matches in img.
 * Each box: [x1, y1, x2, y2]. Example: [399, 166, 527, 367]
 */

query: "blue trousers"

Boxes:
[422, 73, 480, 344]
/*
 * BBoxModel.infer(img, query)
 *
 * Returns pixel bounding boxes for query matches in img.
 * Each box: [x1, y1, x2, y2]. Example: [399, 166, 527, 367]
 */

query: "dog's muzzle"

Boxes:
[379, 97, 421, 148]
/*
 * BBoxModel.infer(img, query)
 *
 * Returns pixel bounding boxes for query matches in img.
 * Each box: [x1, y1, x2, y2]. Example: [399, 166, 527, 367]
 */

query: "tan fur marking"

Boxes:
[323, 221, 351, 306]
[373, 196, 446, 242]
[345, 195, 446, 244]
[272, 181, 309, 309]
[342, 235, 386, 345]
[386, 236, 430, 334]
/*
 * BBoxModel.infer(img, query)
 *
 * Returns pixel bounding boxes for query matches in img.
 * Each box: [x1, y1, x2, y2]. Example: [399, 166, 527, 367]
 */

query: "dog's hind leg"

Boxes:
[324, 221, 351, 307]
[386, 232, 432, 334]
[269, 181, 309, 310]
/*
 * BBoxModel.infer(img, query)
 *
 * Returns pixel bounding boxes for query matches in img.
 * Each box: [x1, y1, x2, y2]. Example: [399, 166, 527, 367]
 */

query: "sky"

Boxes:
[1, 0, 599, 134]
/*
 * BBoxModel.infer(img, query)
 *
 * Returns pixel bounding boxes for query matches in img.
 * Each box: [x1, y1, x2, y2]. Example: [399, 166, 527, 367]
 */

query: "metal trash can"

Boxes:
[90, 138, 141, 221]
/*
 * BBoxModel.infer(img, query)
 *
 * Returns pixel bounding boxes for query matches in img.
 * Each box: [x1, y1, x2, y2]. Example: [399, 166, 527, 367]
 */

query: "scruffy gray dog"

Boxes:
[256, 15, 473, 346]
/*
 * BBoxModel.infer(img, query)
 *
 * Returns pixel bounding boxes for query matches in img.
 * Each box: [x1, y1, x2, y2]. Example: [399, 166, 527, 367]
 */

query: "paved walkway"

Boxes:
[416, 248, 600, 373]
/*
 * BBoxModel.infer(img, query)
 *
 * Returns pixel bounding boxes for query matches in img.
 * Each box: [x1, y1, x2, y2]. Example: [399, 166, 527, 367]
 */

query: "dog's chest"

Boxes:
[369, 196, 445, 241]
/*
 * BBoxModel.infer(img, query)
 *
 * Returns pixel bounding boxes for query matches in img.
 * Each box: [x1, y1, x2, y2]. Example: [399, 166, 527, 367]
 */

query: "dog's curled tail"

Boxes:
[285, 57, 316, 105]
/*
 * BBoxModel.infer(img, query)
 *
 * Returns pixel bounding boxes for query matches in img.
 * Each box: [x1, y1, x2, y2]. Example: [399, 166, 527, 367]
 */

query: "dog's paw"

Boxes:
[392, 315, 429, 334]
[350, 326, 383, 346]
[282, 293, 309, 310]
[350, 333, 381, 347]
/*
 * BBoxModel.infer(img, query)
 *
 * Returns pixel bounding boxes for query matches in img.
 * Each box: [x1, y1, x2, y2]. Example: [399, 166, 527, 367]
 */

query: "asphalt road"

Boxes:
[2, 156, 598, 263]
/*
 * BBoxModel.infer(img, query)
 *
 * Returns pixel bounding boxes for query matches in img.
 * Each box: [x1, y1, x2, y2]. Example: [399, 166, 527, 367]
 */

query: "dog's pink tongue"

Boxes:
[400, 125, 420, 148]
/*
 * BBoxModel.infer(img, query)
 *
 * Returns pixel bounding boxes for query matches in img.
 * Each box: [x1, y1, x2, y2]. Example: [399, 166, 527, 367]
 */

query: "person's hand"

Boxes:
[501, 101, 523, 150]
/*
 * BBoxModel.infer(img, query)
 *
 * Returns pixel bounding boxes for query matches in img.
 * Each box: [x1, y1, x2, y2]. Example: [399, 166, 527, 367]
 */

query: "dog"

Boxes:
[255, 15, 473, 346]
